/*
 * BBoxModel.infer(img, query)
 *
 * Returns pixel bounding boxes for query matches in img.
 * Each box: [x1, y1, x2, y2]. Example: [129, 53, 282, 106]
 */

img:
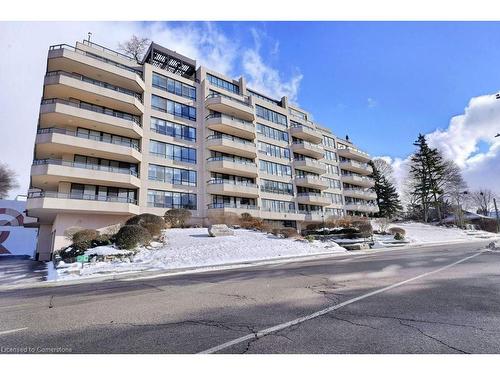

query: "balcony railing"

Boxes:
[48, 44, 143, 79]
[207, 178, 257, 188]
[27, 191, 137, 205]
[206, 133, 255, 146]
[206, 156, 256, 166]
[37, 127, 140, 151]
[205, 112, 254, 128]
[337, 144, 370, 157]
[81, 40, 136, 61]
[206, 92, 253, 108]
[292, 140, 323, 151]
[32, 159, 138, 177]
[41, 98, 142, 126]
[207, 203, 258, 210]
[46, 70, 143, 102]
[297, 192, 324, 198]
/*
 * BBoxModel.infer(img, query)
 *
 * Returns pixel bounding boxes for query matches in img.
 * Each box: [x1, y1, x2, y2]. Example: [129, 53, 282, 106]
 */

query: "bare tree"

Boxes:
[470, 189, 497, 216]
[118, 35, 150, 63]
[0, 162, 19, 199]
[372, 158, 394, 181]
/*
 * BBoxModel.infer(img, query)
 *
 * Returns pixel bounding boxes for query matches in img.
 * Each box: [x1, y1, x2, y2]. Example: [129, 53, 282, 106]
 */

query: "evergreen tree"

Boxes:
[409, 134, 447, 222]
[369, 160, 402, 218]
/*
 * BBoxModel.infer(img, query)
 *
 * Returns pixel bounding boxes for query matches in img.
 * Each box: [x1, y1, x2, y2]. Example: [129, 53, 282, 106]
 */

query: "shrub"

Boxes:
[126, 213, 165, 228]
[115, 225, 152, 249]
[239, 213, 264, 230]
[164, 209, 192, 228]
[58, 246, 86, 260]
[208, 212, 240, 226]
[272, 227, 299, 238]
[373, 218, 390, 233]
[394, 232, 405, 240]
[477, 219, 498, 233]
[306, 223, 322, 231]
[388, 227, 406, 236]
[66, 229, 100, 253]
[305, 235, 315, 242]
[142, 223, 163, 237]
[356, 221, 373, 238]
[91, 234, 112, 247]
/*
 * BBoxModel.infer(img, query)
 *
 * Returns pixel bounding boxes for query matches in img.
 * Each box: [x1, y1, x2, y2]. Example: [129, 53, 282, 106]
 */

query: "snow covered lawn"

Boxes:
[387, 222, 500, 244]
[53, 228, 346, 281]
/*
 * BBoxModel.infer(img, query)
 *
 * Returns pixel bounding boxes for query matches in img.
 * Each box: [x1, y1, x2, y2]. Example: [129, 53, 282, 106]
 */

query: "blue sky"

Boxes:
[1, 21, 500, 197]
[203, 21, 500, 158]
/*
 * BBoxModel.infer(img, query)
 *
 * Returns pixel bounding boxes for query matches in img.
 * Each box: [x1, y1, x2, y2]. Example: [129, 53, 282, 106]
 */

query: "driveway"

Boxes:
[0, 256, 48, 286]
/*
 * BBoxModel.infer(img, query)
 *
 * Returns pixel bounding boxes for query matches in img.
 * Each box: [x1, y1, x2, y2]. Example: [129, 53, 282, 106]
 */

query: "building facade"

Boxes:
[26, 40, 378, 260]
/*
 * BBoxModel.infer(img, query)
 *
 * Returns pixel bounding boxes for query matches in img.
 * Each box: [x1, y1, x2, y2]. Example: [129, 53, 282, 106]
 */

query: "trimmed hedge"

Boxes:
[115, 225, 152, 249]
[125, 214, 165, 237]
[164, 209, 192, 228]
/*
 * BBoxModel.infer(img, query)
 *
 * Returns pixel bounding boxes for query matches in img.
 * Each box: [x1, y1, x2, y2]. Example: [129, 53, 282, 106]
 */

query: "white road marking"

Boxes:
[0, 327, 28, 335]
[199, 250, 485, 354]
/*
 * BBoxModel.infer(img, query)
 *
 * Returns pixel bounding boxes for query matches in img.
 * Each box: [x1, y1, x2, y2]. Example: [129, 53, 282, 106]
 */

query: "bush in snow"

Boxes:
[164, 208, 192, 228]
[125, 213, 164, 238]
[57, 246, 86, 260]
[388, 227, 406, 236]
[239, 213, 265, 230]
[115, 225, 152, 249]
[91, 234, 113, 247]
[394, 232, 405, 240]
[271, 227, 299, 238]
[354, 220, 373, 239]
[68, 229, 100, 253]
[208, 211, 240, 227]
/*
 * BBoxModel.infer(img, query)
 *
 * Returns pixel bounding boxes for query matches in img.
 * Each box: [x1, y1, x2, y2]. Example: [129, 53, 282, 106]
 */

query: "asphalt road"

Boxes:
[1, 241, 499, 354]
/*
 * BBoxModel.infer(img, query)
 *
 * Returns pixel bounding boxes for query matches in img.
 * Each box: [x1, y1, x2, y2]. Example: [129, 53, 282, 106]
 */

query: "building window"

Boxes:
[256, 123, 289, 142]
[324, 150, 337, 162]
[261, 199, 295, 212]
[256, 105, 287, 126]
[248, 90, 281, 106]
[259, 160, 292, 176]
[70, 184, 137, 203]
[323, 136, 336, 148]
[149, 140, 196, 164]
[150, 117, 196, 141]
[325, 208, 344, 217]
[324, 192, 343, 204]
[206, 73, 240, 94]
[148, 164, 196, 186]
[325, 164, 340, 175]
[147, 189, 197, 209]
[260, 179, 294, 195]
[257, 141, 290, 159]
[152, 72, 196, 100]
[289, 108, 307, 120]
[151, 94, 196, 121]
[323, 177, 341, 189]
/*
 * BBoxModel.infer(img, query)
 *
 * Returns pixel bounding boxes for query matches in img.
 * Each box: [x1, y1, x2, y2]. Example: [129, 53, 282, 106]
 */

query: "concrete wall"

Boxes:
[0, 199, 37, 258]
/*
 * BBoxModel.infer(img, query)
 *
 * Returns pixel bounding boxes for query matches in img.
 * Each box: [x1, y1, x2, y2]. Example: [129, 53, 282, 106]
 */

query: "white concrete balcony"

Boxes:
[295, 175, 329, 190]
[259, 209, 306, 222]
[206, 134, 257, 159]
[26, 191, 139, 217]
[205, 113, 255, 140]
[337, 145, 371, 162]
[47, 44, 144, 92]
[206, 157, 258, 178]
[296, 193, 331, 206]
[44, 71, 144, 115]
[205, 93, 255, 122]
[293, 158, 327, 174]
[344, 203, 380, 213]
[339, 159, 373, 175]
[31, 159, 141, 189]
[341, 173, 375, 188]
[207, 203, 260, 216]
[290, 124, 323, 144]
[35, 128, 141, 163]
[291, 141, 324, 159]
[342, 188, 377, 200]
[300, 211, 326, 222]
[206, 179, 259, 198]
[39, 98, 143, 139]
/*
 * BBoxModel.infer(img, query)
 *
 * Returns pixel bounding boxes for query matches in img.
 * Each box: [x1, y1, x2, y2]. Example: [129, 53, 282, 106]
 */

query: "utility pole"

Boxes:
[494, 198, 500, 233]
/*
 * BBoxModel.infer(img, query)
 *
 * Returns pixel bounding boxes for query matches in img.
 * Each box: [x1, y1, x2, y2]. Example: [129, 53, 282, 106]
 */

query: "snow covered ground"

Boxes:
[53, 228, 346, 281]
[386, 222, 500, 244]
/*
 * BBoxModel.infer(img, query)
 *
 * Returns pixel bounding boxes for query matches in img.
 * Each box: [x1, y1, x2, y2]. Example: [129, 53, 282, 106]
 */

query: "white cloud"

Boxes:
[0, 21, 300, 199]
[242, 28, 303, 103]
[380, 92, 500, 200]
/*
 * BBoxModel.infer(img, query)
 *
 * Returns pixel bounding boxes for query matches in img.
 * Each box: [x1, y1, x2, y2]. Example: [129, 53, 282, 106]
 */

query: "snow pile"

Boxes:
[84, 246, 133, 256]
[54, 228, 347, 281]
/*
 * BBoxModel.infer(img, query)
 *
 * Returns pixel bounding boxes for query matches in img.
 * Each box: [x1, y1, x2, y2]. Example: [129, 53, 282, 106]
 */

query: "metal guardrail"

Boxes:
[205, 112, 254, 127]
[27, 191, 137, 205]
[206, 157, 256, 166]
[32, 159, 138, 177]
[45, 70, 143, 102]
[207, 178, 257, 188]
[41, 98, 142, 126]
[49, 44, 143, 78]
[205, 92, 253, 108]
[207, 203, 258, 210]
[206, 133, 255, 146]
[36, 127, 140, 150]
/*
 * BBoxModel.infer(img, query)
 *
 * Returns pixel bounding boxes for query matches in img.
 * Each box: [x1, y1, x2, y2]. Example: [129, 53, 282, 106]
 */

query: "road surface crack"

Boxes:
[327, 314, 378, 330]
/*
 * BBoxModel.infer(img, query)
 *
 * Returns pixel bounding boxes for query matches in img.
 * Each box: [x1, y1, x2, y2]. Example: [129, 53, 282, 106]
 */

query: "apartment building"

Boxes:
[26, 40, 378, 260]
